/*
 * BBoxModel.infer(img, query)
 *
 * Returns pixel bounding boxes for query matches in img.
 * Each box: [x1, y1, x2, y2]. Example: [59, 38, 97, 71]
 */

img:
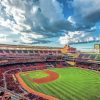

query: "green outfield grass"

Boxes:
[20, 68, 100, 100]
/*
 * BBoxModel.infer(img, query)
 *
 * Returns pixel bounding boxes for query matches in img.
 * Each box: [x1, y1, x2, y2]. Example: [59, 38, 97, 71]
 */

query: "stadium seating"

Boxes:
[0, 60, 68, 100]
[95, 55, 100, 61]
[77, 53, 100, 61]
[75, 53, 100, 71]
[0, 46, 99, 100]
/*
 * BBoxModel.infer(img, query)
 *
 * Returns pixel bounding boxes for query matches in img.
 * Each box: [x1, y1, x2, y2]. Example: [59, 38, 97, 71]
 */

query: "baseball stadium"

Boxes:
[0, 44, 100, 100]
[0, 0, 100, 100]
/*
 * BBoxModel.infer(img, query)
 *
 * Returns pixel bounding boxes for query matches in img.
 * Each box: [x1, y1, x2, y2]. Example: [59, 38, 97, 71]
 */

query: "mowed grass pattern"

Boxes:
[20, 68, 100, 100]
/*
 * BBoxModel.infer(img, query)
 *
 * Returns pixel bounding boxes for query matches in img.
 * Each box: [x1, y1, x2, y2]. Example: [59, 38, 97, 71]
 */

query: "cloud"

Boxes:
[59, 30, 100, 45]
[0, 0, 100, 46]
[74, 0, 100, 18]
[59, 0, 100, 45]
[59, 31, 84, 45]
[20, 35, 51, 44]
[0, 0, 66, 35]
[72, 0, 100, 27]
[20, 33, 44, 44]
[0, 27, 22, 44]
[59, 34, 69, 45]
[39, 0, 64, 22]
[0, 0, 72, 45]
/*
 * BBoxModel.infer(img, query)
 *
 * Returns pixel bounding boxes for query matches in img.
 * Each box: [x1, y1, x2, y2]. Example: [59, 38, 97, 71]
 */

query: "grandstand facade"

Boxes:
[0, 44, 62, 55]
[0, 44, 63, 65]
[0, 44, 77, 65]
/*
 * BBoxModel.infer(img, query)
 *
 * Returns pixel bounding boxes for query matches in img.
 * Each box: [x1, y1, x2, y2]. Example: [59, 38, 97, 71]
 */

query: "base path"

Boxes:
[16, 70, 59, 100]
[33, 70, 59, 84]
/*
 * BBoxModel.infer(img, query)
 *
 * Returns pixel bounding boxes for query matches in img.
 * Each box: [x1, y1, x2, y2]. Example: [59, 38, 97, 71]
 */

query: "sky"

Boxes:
[0, 0, 100, 51]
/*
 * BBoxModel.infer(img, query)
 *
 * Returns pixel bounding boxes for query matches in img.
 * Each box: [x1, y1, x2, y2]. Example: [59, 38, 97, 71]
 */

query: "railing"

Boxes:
[0, 86, 30, 100]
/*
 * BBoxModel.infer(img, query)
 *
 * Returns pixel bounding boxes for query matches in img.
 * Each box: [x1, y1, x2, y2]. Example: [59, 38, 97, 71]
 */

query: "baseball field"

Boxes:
[17, 67, 100, 100]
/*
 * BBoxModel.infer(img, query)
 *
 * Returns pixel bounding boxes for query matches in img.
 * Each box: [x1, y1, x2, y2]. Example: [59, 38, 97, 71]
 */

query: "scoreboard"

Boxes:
[94, 44, 100, 53]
